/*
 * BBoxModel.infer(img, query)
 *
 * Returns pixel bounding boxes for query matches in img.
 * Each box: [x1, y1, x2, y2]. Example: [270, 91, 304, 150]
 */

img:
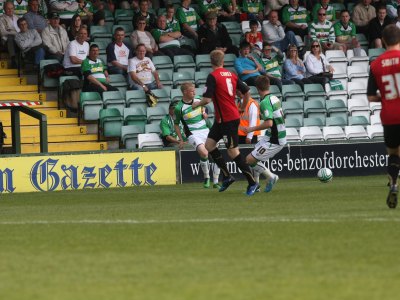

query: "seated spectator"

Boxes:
[165, 4, 180, 32]
[368, 5, 391, 48]
[352, 0, 376, 38]
[0, 2, 20, 68]
[245, 19, 263, 52]
[49, 0, 79, 26]
[23, 0, 47, 34]
[131, 16, 161, 58]
[198, 0, 236, 22]
[386, 0, 398, 20]
[234, 41, 264, 86]
[176, 0, 204, 40]
[81, 44, 119, 94]
[282, 0, 310, 40]
[312, 0, 336, 22]
[262, 10, 298, 52]
[283, 44, 313, 89]
[160, 102, 187, 147]
[241, 0, 264, 22]
[197, 11, 239, 56]
[309, 8, 336, 52]
[265, 0, 289, 16]
[237, 89, 260, 144]
[256, 43, 294, 90]
[127, 43, 162, 91]
[63, 27, 89, 77]
[304, 40, 334, 87]
[14, 0, 29, 18]
[151, 15, 194, 59]
[76, 0, 93, 25]
[15, 17, 45, 68]
[41, 12, 69, 62]
[67, 14, 84, 41]
[91, 1, 105, 25]
[133, 0, 156, 31]
[107, 27, 134, 75]
[334, 9, 362, 56]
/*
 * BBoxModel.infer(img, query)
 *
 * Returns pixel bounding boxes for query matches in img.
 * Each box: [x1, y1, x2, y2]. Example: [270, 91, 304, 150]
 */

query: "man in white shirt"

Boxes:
[262, 10, 298, 52]
[0, 1, 20, 67]
[127, 43, 162, 92]
[106, 27, 133, 75]
[63, 27, 89, 77]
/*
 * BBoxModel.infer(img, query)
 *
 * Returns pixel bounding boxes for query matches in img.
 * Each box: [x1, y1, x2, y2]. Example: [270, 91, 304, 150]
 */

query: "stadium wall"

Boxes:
[180, 141, 387, 183]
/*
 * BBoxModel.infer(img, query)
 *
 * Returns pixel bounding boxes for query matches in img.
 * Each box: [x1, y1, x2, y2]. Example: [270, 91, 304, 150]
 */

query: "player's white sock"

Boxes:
[251, 162, 273, 181]
[200, 158, 210, 179]
[212, 164, 220, 184]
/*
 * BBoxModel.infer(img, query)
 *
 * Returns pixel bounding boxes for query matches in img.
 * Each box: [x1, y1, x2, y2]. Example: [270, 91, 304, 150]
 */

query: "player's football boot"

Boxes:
[387, 185, 398, 209]
[246, 183, 260, 196]
[265, 175, 279, 193]
[203, 178, 210, 188]
[219, 176, 235, 192]
[213, 183, 221, 189]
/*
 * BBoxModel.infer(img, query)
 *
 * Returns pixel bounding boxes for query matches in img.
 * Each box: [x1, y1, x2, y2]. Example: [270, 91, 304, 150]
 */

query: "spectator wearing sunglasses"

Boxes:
[311, 0, 336, 22]
[304, 40, 334, 88]
[309, 8, 336, 52]
[283, 44, 313, 90]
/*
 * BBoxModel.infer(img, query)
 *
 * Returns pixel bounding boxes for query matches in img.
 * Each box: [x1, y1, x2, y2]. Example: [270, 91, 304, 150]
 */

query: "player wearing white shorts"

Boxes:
[244, 75, 286, 192]
[174, 82, 221, 188]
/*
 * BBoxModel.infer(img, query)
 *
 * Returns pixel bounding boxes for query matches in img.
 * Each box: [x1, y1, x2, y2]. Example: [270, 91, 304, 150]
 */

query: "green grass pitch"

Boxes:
[1, 175, 399, 300]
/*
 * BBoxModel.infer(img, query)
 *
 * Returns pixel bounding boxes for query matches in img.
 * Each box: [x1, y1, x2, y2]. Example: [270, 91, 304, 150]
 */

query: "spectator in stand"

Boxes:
[90, 0, 106, 25]
[41, 12, 70, 63]
[131, 16, 161, 58]
[282, 0, 310, 40]
[262, 10, 298, 52]
[165, 4, 180, 32]
[24, 0, 47, 34]
[132, 0, 156, 31]
[283, 44, 313, 89]
[387, 1, 400, 20]
[265, 0, 289, 16]
[305, 40, 334, 88]
[198, 0, 236, 22]
[106, 27, 134, 75]
[76, 0, 94, 25]
[245, 19, 263, 53]
[334, 9, 362, 56]
[352, 0, 376, 38]
[256, 42, 294, 90]
[197, 11, 239, 56]
[309, 8, 336, 52]
[160, 102, 187, 147]
[81, 44, 119, 94]
[127, 43, 162, 91]
[368, 5, 392, 48]
[312, 0, 335, 22]
[152, 15, 194, 59]
[14, 0, 29, 18]
[0, 2, 20, 68]
[176, 0, 204, 41]
[234, 41, 264, 86]
[396, 6, 400, 28]
[241, 0, 264, 22]
[67, 14, 84, 41]
[237, 89, 260, 144]
[63, 26, 89, 77]
[48, 0, 79, 26]
[15, 17, 45, 68]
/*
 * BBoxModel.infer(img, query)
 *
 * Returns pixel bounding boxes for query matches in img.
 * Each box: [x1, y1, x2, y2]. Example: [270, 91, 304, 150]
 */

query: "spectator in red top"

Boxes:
[245, 19, 263, 54]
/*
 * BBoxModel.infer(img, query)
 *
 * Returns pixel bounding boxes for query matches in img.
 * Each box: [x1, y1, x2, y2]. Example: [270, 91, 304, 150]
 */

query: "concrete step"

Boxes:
[0, 85, 38, 93]
[0, 109, 67, 119]
[0, 93, 46, 101]
[21, 141, 108, 154]
[1, 116, 78, 127]
[3, 125, 87, 136]
[4, 133, 99, 145]
[0, 77, 27, 85]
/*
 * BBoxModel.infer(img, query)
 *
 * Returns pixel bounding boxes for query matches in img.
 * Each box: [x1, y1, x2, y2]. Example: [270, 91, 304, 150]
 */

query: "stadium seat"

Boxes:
[326, 99, 347, 116]
[174, 55, 196, 72]
[121, 124, 145, 149]
[332, 64, 348, 80]
[347, 65, 369, 87]
[285, 115, 303, 128]
[79, 92, 103, 124]
[114, 9, 134, 23]
[109, 74, 128, 88]
[179, 37, 197, 51]
[269, 85, 282, 100]
[39, 59, 60, 92]
[348, 115, 369, 126]
[325, 81, 348, 102]
[58, 75, 80, 109]
[224, 53, 237, 68]
[325, 116, 347, 127]
[346, 49, 369, 69]
[145, 122, 161, 133]
[248, 85, 260, 101]
[99, 108, 124, 138]
[368, 48, 385, 62]
[347, 81, 367, 98]
[325, 50, 348, 69]
[369, 102, 382, 115]
[195, 71, 209, 87]
[195, 54, 212, 71]
[282, 84, 305, 102]
[158, 70, 173, 88]
[356, 33, 369, 49]
[90, 25, 112, 39]
[370, 114, 381, 125]
[205, 103, 215, 119]
[303, 98, 326, 117]
[345, 125, 368, 139]
[303, 116, 325, 127]
[366, 124, 384, 139]
[299, 126, 324, 141]
[229, 33, 242, 47]
[323, 126, 346, 140]
[170, 88, 183, 102]
[282, 98, 304, 115]
[222, 21, 243, 34]
[123, 107, 147, 130]
[347, 97, 370, 116]
[147, 106, 168, 124]
[102, 91, 125, 114]
[173, 71, 195, 88]
[286, 127, 302, 142]
[137, 133, 164, 149]
[125, 90, 147, 110]
[304, 84, 326, 100]
[104, 9, 114, 23]
[151, 88, 171, 110]
[153, 55, 174, 70]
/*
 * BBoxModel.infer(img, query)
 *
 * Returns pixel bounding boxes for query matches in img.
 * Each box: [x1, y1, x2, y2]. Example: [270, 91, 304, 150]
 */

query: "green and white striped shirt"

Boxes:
[333, 21, 356, 41]
[260, 94, 286, 145]
[242, 0, 263, 14]
[309, 20, 335, 43]
[82, 57, 107, 84]
[282, 5, 310, 27]
[14, 0, 28, 17]
[176, 6, 201, 30]
[312, 3, 336, 23]
[174, 97, 208, 136]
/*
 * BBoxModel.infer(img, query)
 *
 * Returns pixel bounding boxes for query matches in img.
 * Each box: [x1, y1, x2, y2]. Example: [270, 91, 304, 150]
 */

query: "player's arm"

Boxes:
[245, 119, 273, 133]
[193, 74, 215, 109]
[367, 70, 381, 102]
[173, 124, 185, 149]
[237, 79, 250, 112]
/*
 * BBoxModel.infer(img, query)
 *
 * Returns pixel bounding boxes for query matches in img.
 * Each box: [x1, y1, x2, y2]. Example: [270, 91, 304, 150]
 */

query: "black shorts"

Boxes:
[208, 119, 239, 149]
[384, 124, 400, 148]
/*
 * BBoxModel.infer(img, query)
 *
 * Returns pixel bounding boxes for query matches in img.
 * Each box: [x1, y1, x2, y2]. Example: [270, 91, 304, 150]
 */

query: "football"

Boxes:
[317, 168, 333, 183]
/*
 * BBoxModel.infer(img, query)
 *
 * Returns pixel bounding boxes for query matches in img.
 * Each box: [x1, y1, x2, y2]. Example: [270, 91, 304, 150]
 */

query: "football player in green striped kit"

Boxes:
[244, 75, 287, 193]
[174, 82, 221, 189]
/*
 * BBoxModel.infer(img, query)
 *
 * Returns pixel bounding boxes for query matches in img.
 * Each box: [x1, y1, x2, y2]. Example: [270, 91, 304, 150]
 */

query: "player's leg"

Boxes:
[384, 125, 400, 208]
[196, 143, 211, 188]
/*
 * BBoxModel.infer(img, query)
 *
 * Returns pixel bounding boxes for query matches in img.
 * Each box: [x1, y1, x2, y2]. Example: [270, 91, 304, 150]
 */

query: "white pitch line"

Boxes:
[1, 216, 400, 225]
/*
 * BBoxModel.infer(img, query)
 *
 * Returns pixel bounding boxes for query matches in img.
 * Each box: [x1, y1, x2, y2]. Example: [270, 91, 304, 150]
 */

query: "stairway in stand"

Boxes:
[0, 61, 108, 154]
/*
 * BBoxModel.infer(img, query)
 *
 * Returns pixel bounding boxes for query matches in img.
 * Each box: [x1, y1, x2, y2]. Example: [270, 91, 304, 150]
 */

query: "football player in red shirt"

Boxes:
[367, 24, 400, 209]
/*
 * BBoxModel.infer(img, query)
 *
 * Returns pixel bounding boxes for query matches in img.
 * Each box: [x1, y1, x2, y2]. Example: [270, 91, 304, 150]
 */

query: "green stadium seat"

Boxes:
[282, 84, 305, 102]
[304, 83, 326, 100]
[90, 25, 112, 39]
[348, 115, 369, 126]
[109, 74, 128, 88]
[121, 124, 145, 149]
[151, 88, 171, 110]
[285, 116, 303, 128]
[325, 116, 347, 127]
[224, 53, 237, 68]
[79, 92, 103, 124]
[39, 59, 60, 92]
[153, 55, 174, 70]
[99, 108, 124, 138]
[91, 41, 108, 55]
[195, 71, 209, 87]
[221, 21, 242, 34]
[269, 84, 282, 100]
[158, 70, 173, 88]
[174, 55, 196, 72]
[368, 48, 385, 62]
[173, 71, 195, 88]
[147, 106, 168, 124]
[126, 90, 148, 110]
[123, 107, 147, 131]
[195, 54, 212, 71]
[282, 98, 304, 115]
[115, 9, 134, 23]
[102, 91, 126, 114]
[170, 88, 183, 102]
[303, 116, 325, 127]
[303, 98, 326, 117]
[145, 122, 161, 133]
[326, 99, 347, 116]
